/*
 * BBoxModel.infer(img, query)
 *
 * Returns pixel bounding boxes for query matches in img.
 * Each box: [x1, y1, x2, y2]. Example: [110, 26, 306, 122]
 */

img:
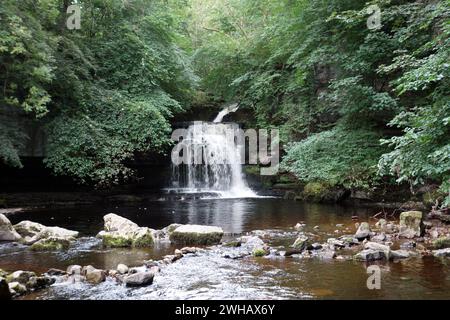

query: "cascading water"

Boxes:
[169, 105, 257, 198]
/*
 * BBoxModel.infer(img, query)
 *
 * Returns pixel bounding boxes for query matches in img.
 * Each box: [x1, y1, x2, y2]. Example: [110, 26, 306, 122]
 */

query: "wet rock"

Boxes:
[0, 277, 11, 300]
[174, 249, 183, 259]
[180, 247, 199, 254]
[252, 247, 268, 257]
[8, 281, 27, 296]
[97, 213, 154, 248]
[21, 225, 79, 245]
[13, 221, 46, 238]
[316, 250, 336, 260]
[307, 243, 323, 250]
[66, 265, 82, 276]
[0, 269, 7, 278]
[46, 268, 66, 276]
[432, 248, 450, 258]
[371, 233, 387, 243]
[123, 271, 154, 287]
[27, 276, 55, 290]
[339, 235, 359, 246]
[292, 235, 309, 251]
[82, 266, 106, 284]
[432, 237, 450, 249]
[117, 264, 129, 275]
[170, 225, 223, 245]
[354, 249, 386, 261]
[30, 237, 71, 251]
[223, 240, 241, 247]
[390, 250, 411, 260]
[363, 242, 391, 259]
[294, 223, 305, 231]
[355, 222, 371, 241]
[0, 213, 22, 241]
[375, 219, 387, 230]
[327, 238, 345, 248]
[239, 236, 265, 251]
[400, 241, 416, 249]
[399, 211, 424, 239]
[6, 270, 36, 284]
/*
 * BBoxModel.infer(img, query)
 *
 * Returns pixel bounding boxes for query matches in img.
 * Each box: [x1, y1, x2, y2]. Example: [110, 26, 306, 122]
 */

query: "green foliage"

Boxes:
[282, 126, 385, 188]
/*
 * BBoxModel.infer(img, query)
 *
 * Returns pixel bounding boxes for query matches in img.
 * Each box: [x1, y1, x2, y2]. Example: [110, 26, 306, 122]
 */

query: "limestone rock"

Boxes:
[169, 224, 223, 245]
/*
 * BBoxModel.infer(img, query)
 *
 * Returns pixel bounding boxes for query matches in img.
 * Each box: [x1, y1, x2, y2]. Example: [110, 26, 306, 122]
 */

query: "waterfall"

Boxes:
[169, 106, 257, 198]
[213, 103, 239, 123]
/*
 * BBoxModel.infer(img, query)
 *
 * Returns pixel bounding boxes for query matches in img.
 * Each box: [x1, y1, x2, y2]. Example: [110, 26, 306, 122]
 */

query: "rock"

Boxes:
[371, 233, 387, 242]
[432, 237, 450, 249]
[46, 268, 66, 276]
[0, 213, 22, 241]
[117, 264, 129, 275]
[0, 277, 11, 300]
[13, 221, 46, 238]
[0, 269, 7, 278]
[180, 247, 199, 254]
[82, 266, 106, 284]
[30, 237, 71, 251]
[307, 243, 323, 250]
[339, 236, 359, 246]
[97, 214, 154, 248]
[6, 270, 36, 284]
[66, 265, 82, 276]
[27, 276, 55, 290]
[400, 241, 416, 249]
[316, 250, 336, 260]
[239, 236, 265, 250]
[399, 211, 424, 238]
[433, 248, 450, 257]
[327, 238, 345, 248]
[292, 235, 309, 251]
[223, 240, 241, 247]
[123, 271, 154, 287]
[8, 281, 27, 295]
[375, 219, 387, 230]
[355, 222, 370, 241]
[364, 242, 391, 259]
[390, 250, 411, 260]
[174, 249, 183, 258]
[294, 223, 305, 231]
[354, 249, 386, 261]
[169, 225, 223, 245]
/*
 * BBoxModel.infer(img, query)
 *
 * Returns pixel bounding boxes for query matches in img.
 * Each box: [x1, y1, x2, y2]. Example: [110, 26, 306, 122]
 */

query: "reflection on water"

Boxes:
[1, 198, 450, 300]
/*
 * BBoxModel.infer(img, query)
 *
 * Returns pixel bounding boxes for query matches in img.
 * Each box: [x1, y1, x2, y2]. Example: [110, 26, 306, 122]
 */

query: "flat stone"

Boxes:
[123, 271, 154, 287]
[170, 225, 223, 245]
[354, 249, 386, 261]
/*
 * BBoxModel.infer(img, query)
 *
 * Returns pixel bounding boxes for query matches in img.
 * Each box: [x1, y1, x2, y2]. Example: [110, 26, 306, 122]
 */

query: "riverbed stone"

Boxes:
[354, 249, 386, 261]
[292, 235, 309, 251]
[0, 214, 22, 241]
[8, 281, 27, 296]
[46, 268, 66, 276]
[13, 221, 46, 238]
[27, 276, 55, 290]
[30, 237, 71, 251]
[169, 225, 223, 245]
[432, 237, 450, 249]
[6, 270, 36, 284]
[390, 250, 411, 260]
[82, 266, 106, 284]
[16, 221, 79, 245]
[252, 247, 268, 257]
[67, 265, 82, 276]
[0, 277, 11, 300]
[399, 211, 424, 238]
[117, 264, 129, 275]
[364, 242, 391, 259]
[355, 222, 371, 241]
[123, 271, 154, 287]
[97, 214, 155, 248]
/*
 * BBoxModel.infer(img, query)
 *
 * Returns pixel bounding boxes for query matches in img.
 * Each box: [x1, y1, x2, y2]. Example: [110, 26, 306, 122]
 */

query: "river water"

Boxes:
[1, 198, 450, 300]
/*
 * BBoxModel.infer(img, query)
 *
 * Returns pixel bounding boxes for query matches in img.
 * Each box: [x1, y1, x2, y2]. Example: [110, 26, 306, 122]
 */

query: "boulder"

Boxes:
[238, 236, 264, 251]
[354, 249, 386, 261]
[27, 276, 55, 290]
[13, 221, 46, 238]
[123, 271, 154, 287]
[30, 237, 71, 251]
[14, 221, 79, 245]
[169, 225, 223, 245]
[8, 281, 27, 296]
[46, 268, 66, 276]
[0, 277, 11, 300]
[117, 264, 129, 275]
[97, 214, 154, 248]
[399, 211, 424, 239]
[66, 265, 82, 276]
[364, 242, 391, 259]
[82, 266, 106, 284]
[6, 270, 36, 284]
[355, 222, 370, 241]
[432, 248, 450, 258]
[327, 238, 345, 248]
[0, 214, 22, 241]
[292, 235, 309, 251]
[390, 250, 411, 260]
[252, 247, 268, 257]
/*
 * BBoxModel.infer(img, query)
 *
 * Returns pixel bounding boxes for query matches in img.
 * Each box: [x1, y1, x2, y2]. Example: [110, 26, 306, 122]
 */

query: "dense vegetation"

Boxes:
[0, 0, 449, 206]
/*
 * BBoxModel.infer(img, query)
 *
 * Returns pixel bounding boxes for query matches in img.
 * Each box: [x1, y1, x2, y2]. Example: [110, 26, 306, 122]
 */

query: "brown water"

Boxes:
[1, 198, 450, 300]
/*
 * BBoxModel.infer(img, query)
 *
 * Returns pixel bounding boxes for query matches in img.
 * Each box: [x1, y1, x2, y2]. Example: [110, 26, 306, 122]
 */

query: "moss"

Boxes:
[252, 248, 267, 257]
[132, 233, 154, 247]
[432, 237, 450, 249]
[244, 165, 260, 176]
[223, 241, 241, 247]
[30, 239, 70, 251]
[423, 190, 444, 206]
[102, 235, 133, 248]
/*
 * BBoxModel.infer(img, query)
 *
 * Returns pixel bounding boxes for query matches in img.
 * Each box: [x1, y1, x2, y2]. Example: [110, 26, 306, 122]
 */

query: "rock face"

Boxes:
[355, 222, 371, 241]
[97, 213, 154, 247]
[123, 271, 154, 287]
[0, 214, 22, 241]
[0, 277, 11, 300]
[399, 211, 424, 239]
[169, 225, 223, 245]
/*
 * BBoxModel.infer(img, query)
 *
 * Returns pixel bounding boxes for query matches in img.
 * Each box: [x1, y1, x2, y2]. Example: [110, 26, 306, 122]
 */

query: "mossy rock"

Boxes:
[0, 269, 8, 278]
[132, 231, 154, 247]
[223, 241, 241, 247]
[303, 182, 330, 201]
[102, 234, 133, 248]
[252, 248, 267, 257]
[30, 238, 70, 251]
[170, 225, 224, 245]
[432, 237, 450, 249]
